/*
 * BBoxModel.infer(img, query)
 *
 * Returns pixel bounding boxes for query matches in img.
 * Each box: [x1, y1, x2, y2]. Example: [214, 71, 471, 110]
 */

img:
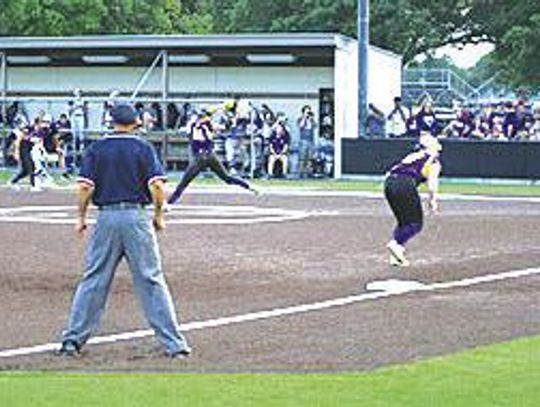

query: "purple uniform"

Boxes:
[389, 150, 437, 186]
[416, 109, 438, 135]
[189, 117, 214, 156]
[269, 130, 289, 155]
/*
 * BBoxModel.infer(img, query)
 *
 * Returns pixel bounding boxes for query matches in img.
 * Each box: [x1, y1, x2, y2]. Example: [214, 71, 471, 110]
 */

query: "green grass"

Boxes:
[1, 335, 540, 406]
[185, 175, 540, 196]
[2, 167, 539, 196]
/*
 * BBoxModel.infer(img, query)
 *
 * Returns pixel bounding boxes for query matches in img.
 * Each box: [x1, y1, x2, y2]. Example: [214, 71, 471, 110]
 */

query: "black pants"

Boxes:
[384, 175, 423, 228]
[11, 148, 35, 186]
[168, 153, 251, 204]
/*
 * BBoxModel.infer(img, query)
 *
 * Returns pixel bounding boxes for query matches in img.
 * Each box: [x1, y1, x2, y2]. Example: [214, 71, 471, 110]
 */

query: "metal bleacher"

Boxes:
[402, 68, 478, 107]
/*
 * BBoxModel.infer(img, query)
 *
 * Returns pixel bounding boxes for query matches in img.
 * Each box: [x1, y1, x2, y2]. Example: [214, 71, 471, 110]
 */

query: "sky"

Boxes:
[434, 42, 496, 69]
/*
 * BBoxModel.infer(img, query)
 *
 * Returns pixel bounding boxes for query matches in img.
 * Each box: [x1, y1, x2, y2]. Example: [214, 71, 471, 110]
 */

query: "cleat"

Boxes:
[389, 255, 410, 268]
[387, 240, 410, 267]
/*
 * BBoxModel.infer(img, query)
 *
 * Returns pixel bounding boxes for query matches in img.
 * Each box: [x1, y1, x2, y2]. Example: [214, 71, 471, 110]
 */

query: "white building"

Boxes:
[0, 33, 402, 177]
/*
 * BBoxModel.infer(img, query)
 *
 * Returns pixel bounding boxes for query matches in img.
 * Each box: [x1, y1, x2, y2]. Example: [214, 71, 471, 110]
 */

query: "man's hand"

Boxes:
[153, 213, 166, 232]
[75, 218, 88, 237]
[149, 178, 167, 232]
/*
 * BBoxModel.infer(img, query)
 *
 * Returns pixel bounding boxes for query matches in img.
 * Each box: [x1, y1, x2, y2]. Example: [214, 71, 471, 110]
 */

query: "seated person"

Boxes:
[267, 121, 290, 178]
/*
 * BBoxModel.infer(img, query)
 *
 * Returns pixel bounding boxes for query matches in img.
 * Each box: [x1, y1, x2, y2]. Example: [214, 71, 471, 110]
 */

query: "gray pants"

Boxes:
[298, 139, 313, 177]
[61, 207, 189, 355]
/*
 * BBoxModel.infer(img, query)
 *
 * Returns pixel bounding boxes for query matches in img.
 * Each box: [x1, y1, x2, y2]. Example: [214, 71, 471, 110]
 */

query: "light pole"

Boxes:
[358, 0, 369, 138]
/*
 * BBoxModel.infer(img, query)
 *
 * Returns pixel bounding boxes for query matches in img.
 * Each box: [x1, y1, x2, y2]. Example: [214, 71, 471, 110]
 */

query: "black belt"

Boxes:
[98, 202, 146, 210]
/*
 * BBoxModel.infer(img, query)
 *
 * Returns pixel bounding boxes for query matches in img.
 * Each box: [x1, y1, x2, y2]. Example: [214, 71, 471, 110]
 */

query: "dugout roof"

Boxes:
[0, 33, 373, 67]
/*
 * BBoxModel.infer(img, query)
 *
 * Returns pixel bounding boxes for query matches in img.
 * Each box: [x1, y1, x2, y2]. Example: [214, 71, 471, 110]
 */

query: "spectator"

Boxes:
[166, 102, 181, 130]
[297, 105, 317, 178]
[56, 113, 74, 175]
[68, 88, 88, 156]
[387, 97, 409, 138]
[101, 90, 120, 131]
[416, 98, 439, 136]
[150, 102, 164, 130]
[367, 103, 386, 137]
[267, 120, 290, 178]
[502, 101, 520, 139]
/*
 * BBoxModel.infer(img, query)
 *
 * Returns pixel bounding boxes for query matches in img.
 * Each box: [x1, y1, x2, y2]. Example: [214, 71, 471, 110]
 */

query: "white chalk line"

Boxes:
[1, 266, 540, 359]
[0, 205, 336, 225]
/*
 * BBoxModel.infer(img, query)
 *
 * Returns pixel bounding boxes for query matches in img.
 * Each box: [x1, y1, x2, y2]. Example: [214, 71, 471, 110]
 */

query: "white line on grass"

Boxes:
[1, 267, 540, 359]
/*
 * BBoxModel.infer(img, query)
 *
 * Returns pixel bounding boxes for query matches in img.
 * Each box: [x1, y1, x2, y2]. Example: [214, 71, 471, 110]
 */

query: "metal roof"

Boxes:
[0, 33, 401, 67]
[0, 33, 342, 51]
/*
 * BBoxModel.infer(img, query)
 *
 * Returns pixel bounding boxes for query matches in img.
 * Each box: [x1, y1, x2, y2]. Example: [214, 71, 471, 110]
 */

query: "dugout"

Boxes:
[0, 33, 402, 175]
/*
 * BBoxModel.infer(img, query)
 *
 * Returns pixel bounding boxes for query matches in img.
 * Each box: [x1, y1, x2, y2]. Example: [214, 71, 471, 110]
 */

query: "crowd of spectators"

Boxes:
[1, 90, 335, 183]
[370, 96, 540, 141]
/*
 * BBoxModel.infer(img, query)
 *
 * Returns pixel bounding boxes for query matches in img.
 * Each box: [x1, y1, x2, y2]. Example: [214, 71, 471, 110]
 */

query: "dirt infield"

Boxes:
[1, 187, 540, 372]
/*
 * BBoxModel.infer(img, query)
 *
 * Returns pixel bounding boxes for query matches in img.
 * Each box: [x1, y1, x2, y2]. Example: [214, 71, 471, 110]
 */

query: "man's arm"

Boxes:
[76, 182, 94, 235]
[149, 178, 166, 232]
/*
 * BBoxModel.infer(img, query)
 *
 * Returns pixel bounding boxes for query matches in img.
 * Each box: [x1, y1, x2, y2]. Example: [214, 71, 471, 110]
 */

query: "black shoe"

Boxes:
[168, 348, 191, 359]
[55, 340, 80, 357]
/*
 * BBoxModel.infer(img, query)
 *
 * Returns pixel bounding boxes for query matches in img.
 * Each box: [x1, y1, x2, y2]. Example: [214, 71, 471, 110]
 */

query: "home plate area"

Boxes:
[0, 204, 325, 225]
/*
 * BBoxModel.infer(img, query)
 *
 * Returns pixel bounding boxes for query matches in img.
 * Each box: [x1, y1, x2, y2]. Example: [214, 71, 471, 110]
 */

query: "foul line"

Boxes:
[1, 267, 540, 359]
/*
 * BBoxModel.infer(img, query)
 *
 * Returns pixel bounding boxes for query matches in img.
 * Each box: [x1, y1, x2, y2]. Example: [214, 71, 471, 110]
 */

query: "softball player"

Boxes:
[168, 109, 259, 204]
[384, 134, 442, 267]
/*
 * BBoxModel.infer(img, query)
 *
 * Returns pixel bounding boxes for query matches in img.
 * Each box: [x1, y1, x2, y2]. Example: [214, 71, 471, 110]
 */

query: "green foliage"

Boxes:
[0, 0, 537, 87]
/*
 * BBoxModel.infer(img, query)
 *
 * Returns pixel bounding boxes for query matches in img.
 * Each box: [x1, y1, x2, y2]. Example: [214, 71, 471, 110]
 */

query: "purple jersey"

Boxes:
[190, 117, 214, 156]
[416, 109, 438, 135]
[32, 123, 58, 153]
[269, 129, 290, 155]
[389, 150, 436, 185]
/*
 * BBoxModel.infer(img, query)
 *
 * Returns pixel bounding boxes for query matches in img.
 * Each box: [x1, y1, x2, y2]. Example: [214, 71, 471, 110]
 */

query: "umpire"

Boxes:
[57, 103, 191, 358]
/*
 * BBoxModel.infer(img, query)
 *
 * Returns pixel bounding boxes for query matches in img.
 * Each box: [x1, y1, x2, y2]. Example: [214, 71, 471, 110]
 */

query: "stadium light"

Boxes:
[7, 56, 51, 65]
[168, 54, 210, 64]
[82, 55, 129, 64]
[246, 54, 296, 64]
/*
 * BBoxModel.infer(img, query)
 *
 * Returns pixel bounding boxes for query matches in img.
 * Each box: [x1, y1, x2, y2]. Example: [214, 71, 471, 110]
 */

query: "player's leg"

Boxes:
[384, 176, 423, 265]
[122, 208, 190, 356]
[60, 210, 123, 351]
[208, 153, 254, 192]
[167, 158, 205, 204]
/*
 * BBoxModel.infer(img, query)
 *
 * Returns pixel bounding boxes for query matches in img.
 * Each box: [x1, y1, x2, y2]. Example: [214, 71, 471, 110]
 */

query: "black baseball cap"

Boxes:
[110, 103, 138, 125]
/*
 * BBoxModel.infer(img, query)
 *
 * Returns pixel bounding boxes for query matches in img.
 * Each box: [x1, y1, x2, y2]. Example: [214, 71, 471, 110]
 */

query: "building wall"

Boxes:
[7, 66, 333, 138]
[333, 39, 402, 177]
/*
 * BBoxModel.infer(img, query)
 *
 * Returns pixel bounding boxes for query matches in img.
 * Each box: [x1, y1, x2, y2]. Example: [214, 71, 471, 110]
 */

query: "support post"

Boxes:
[358, 0, 369, 138]
[130, 50, 165, 100]
[1, 53, 7, 166]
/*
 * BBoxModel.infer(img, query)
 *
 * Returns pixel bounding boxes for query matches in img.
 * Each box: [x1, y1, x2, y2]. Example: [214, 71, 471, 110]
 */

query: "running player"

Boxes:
[168, 108, 259, 204]
[9, 122, 38, 190]
[384, 134, 442, 267]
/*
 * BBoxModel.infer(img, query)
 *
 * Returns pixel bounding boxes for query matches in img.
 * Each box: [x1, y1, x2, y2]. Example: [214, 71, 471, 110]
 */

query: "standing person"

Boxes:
[68, 88, 87, 164]
[387, 97, 409, 138]
[56, 103, 191, 358]
[9, 123, 37, 190]
[297, 105, 317, 178]
[168, 109, 259, 205]
[384, 134, 442, 267]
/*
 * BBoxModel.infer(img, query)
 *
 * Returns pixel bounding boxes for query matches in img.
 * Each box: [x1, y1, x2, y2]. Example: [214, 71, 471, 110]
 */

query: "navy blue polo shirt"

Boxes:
[77, 134, 166, 206]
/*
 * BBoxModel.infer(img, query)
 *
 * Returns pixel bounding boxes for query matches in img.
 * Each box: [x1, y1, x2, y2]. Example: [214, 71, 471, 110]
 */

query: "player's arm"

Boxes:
[149, 179, 166, 232]
[76, 181, 94, 235]
[426, 159, 441, 212]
